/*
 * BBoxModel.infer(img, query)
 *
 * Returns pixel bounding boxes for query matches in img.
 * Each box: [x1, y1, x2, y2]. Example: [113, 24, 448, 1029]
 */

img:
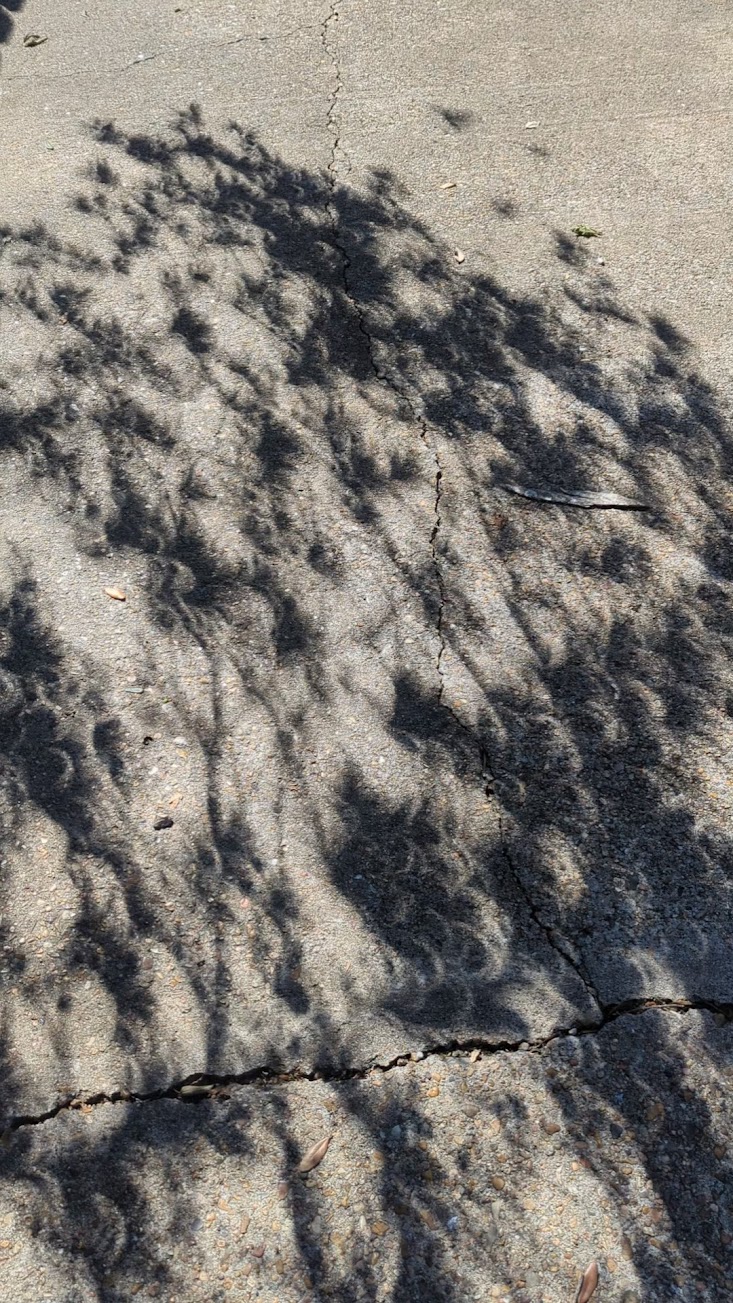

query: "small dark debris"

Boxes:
[153, 816, 174, 831]
[23, 33, 48, 48]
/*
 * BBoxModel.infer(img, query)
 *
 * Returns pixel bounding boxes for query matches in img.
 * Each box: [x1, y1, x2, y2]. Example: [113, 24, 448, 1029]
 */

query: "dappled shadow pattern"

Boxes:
[0, 105, 730, 1298]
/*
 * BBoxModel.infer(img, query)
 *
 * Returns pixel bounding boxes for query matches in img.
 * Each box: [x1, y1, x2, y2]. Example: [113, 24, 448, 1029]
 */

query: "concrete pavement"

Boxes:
[0, 0, 732, 1298]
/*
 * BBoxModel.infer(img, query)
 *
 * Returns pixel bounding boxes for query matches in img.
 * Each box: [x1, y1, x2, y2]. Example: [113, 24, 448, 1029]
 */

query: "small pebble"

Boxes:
[491, 1176, 506, 1191]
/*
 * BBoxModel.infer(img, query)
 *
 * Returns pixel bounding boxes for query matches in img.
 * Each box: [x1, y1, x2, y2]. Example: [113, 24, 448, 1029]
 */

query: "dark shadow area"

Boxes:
[0, 0, 25, 49]
[0, 104, 730, 1299]
[433, 106, 475, 132]
[490, 196, 520, 220]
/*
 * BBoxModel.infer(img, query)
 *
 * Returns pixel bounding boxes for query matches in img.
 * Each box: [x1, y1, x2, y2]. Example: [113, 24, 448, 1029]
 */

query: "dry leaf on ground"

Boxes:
[179, 1082, 215, 1099]
[500, 483, 646, 510]
[576, 1261, 599, 1303]
[297, 1134, 332, 1173]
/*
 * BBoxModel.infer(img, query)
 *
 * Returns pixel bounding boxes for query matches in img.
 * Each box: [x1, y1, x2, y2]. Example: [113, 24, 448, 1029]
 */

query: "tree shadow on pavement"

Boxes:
[0, 0, 25, 46]
[0, 104, 730, 1299]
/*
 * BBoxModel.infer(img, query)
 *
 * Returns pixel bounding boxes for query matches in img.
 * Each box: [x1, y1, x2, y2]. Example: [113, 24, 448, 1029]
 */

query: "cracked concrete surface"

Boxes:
[3, 1007, 733, 1301]
[5, 996, 730, 1135]
[0, 0, 732, 1298]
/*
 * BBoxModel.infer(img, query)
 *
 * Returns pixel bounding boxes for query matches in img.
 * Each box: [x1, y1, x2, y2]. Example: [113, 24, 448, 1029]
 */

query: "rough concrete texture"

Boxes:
[0, 0, 732, 1298]
[3, 1010, 733, 1301]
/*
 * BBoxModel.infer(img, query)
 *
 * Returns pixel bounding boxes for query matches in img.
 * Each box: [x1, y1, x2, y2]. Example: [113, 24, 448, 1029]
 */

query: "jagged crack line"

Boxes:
[4, 999, 730, 1133]
[318, 5, 591, 1002]
[321, 3, 340, 185]
[473, 738, 602, 1004]
[321, 4, 391, 389]
[319, 0, 447, 691]
[430, 464, 447, 698]
[502, 828, 602, 1007]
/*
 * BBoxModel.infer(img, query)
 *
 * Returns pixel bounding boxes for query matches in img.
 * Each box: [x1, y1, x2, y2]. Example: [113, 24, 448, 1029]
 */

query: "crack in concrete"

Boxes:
[481, 741, 604, 1008]
[432, 608, 601, 1001]
[319, 0, 447, 698]
[320, 2, 392, 392]
[322, 3, 343, 190]
[503, 837, 603, 1008]
[430, 465, 447, 693]
[317, 4, 592, 1005]
[4, 998, 729, 1136]
[316, 0, 699, 1106]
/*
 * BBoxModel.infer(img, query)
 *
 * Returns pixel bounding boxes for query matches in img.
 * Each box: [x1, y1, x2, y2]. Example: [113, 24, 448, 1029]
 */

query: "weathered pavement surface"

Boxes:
[0, 0, 732, 1299]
